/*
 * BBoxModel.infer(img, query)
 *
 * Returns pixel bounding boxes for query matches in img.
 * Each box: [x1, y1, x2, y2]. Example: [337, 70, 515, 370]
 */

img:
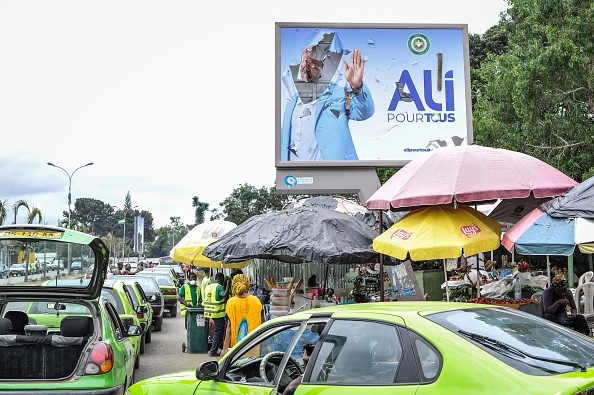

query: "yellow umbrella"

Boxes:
[172, 237, 251, 269]
[374, 204, 502, 261]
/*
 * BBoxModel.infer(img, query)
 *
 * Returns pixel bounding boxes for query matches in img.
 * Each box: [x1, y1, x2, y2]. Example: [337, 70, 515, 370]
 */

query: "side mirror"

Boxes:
[127, 325, 142, 337]
[196, 361, 218, 380]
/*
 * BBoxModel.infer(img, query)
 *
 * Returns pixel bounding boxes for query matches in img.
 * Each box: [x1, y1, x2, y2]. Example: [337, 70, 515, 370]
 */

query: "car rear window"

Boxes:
[101, 289, 126, 314]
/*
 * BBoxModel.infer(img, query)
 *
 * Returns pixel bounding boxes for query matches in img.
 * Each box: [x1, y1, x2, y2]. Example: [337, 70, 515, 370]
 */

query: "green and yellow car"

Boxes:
[102, 279, 145, 366]
[136, 269, 179, 318]
[0, 224, 141, 393]
[128, 301, 594, 395]
[112, 278, 154, 349]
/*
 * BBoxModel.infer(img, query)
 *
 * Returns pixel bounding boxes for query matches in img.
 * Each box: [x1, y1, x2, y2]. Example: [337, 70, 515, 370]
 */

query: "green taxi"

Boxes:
[0, 224, 141, 393]
[127, 301, 594, 395]
[115, 278, 154, 347]
[102, 279, 146, 365]
[136, 269, 179, 318]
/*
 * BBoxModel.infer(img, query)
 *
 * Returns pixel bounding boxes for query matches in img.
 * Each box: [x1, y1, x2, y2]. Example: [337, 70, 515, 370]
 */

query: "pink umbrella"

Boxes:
[366, 145, 577, 211]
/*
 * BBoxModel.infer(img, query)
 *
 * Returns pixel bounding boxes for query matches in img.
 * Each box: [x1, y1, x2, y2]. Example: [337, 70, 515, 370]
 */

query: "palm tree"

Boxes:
[26, 207, 43, 224]
[0, 200, 7, 225]
[11, 200, 43, 281]
[12, 199, 29, 224]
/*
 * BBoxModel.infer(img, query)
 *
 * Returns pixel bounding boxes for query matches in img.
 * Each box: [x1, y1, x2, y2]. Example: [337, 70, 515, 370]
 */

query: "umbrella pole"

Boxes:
[475, 254, 481, 299]
[547, 255, 551, 287]
[443, 258, 450, 302]
[379, 210, 385, 302]
[323, 264, 329, 299]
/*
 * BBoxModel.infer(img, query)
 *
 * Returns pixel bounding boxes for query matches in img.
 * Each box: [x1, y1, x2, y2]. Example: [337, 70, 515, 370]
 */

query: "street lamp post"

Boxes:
[47, 161, 93, 272]
[47, 162, 94, 229]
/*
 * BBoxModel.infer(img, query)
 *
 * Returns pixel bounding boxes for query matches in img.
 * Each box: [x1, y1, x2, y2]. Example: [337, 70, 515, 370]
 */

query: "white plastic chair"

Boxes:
[574, 282, 594, 335]
[578, 271, 594, 285]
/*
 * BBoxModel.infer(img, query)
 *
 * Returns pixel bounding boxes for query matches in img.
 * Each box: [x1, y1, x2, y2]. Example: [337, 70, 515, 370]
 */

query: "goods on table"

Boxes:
[468, 297, 538, 306]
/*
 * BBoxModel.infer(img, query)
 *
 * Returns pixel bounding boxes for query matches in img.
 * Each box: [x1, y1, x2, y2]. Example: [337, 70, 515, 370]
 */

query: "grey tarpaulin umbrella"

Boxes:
[202, 206, 385, 265]
[283, 195, 401, 231]
[540, 175, 594, 219]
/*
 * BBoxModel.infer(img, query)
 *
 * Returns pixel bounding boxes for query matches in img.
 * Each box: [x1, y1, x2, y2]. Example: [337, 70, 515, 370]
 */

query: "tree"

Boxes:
[73, 198, 116, 235]
[0, 200, 8, 225]
[469, 23, 510, 109]
[191, 196, 209, 225]
[12, 199, 29, 224]
[145, 216, 188, 258]
[26, 207, 43, 224]
[213, 184, 290, 225]
[473, 0, 594, 182]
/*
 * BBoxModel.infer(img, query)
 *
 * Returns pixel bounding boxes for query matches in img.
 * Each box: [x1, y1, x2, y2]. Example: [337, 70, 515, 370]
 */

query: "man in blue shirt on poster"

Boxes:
[280, 33, 375, 161]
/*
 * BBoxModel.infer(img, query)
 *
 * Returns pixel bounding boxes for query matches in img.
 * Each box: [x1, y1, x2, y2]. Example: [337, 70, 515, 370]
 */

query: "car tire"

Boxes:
[170, 304, 178, 317]
[154, 316, 163, 332]
[134, 354, 140, 369]
[140, 333, 146, 354]
[145, 326, 152, 344]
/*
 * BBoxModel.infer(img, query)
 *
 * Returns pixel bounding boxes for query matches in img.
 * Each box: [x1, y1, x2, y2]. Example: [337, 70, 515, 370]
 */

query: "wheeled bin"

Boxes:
[184, 307, 208, 353]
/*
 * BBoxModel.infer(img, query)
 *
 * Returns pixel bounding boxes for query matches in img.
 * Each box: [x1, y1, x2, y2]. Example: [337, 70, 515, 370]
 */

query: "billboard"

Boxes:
[134, 216, 144, 255]
[275, 23, 472, 168]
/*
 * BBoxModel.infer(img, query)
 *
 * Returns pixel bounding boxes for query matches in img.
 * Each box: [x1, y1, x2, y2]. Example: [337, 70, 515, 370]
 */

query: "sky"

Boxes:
[0, 0, 508, 229]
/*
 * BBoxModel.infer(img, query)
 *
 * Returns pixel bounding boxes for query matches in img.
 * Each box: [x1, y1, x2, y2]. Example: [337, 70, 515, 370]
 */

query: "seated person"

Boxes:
[542, 274, 590, 335]
[283, 342, 315, 395]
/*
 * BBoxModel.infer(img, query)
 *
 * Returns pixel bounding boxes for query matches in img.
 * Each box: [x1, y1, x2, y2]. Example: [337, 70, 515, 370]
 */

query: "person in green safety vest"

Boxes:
[204, 272, 228, 357]
[178, 272, 201, 329]
[199, 267, 214, 343]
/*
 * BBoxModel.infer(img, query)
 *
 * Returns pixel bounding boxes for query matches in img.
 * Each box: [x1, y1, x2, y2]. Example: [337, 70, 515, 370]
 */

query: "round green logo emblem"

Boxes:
[408, 34, 430, 55]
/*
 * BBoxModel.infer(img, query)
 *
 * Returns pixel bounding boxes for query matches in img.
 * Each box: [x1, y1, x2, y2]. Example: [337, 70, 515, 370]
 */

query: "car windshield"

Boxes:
[426, 307, 594, 374]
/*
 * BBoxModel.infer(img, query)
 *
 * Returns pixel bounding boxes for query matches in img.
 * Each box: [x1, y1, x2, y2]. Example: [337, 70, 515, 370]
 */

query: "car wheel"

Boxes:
[154, 316, 163, 332]
[140, 333, 146, 354]
[170, 304, 178, 317]
[145, 326, 152, 344]
[134, 354, 140, 369]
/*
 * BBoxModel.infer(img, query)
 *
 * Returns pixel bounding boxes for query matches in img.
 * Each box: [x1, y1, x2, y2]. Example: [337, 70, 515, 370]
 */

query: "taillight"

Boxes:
[84, 342, 114, 375]
[137, 313, 145, 319]
[164, 289, 176, 295]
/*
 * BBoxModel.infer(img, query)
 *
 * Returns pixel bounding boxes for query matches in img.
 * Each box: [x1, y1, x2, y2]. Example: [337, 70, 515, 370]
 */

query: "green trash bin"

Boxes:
[185, 306, 208, 353]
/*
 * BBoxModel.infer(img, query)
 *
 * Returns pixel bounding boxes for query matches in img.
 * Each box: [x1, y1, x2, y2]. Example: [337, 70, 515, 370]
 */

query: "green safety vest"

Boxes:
[180, 283, 199, 317]
[204, 283, 225, 318]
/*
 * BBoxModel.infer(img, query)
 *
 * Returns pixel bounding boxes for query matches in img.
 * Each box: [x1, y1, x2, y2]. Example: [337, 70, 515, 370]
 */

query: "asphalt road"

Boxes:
[135, 306, 217, 383]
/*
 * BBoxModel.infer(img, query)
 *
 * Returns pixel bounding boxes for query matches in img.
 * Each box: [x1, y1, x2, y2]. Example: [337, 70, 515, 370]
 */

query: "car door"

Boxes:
[198, 316, 422, 395]
[195, 319, 312, 395]
[102, 299, 137, 386]
[299, 318, 420, 395]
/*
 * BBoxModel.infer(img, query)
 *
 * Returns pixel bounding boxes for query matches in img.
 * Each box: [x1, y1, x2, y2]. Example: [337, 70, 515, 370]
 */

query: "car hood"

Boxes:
[130, 370, 200, 392]
[0, 224, 109, 300]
